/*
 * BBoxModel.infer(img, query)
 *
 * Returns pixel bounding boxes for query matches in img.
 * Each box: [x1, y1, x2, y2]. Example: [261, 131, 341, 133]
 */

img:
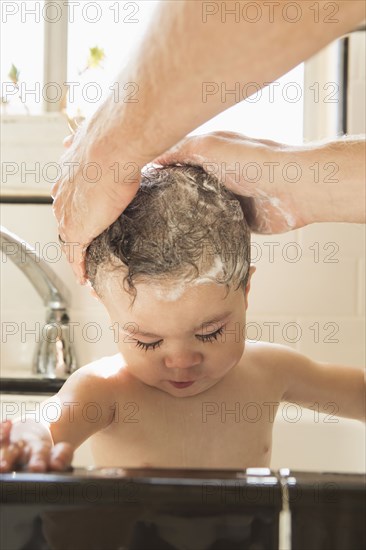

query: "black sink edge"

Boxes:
[0, 377, 65, 394]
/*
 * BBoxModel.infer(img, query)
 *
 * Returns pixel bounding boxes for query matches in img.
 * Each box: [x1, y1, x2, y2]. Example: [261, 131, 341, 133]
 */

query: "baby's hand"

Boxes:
[0, 420, 74, 473]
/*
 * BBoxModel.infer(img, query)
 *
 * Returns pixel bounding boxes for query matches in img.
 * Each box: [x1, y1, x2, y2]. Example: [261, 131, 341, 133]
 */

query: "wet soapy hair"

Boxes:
[86, 164, 251, 302]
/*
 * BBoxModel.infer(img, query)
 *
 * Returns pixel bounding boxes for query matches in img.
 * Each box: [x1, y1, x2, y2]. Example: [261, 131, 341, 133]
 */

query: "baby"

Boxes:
[0, 165, 365, 472]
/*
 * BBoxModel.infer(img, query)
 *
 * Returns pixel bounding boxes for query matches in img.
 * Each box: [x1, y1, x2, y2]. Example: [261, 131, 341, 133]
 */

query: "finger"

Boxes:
[71, 253, 87, 286]
[153, 138, 209, 167]
[0, 420, 12, 444]
[28, 441, 52, 472]
[153, 148, 190, 166]
[63, 134, 74, 148]
[153, 139, 192, 166]
[0, 442, 24, 472]
[51, 180, 60, 200]
[59, 241, 87, 285]
[49, 442, 74, 470]
[153, 153, 180, 166]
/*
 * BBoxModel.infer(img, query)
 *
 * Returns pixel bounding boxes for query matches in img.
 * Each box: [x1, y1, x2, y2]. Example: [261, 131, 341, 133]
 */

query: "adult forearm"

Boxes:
[288, 137, 366, 224]
[92, 0, 365, 162]
[53, 0, 366, 271]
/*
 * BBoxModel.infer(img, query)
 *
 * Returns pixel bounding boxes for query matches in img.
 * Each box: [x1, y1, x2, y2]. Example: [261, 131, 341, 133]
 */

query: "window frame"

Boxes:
[43, 0, 68, 113]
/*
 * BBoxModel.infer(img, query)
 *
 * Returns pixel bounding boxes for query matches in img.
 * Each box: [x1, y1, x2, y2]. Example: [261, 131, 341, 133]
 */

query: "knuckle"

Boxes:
[50, 444, 74, 469]
[0, 447, 9, 460]
[53, 442, 74, 459]
[7, 443, 22, 456]
[30, 441, 52, 458]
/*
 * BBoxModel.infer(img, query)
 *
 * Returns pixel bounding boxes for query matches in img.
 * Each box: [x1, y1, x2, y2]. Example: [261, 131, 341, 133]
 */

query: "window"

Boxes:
[66, 1, 158, 118]
[193, 64, 304, 145]
[1, 1, 45, 114]
[1, 0, 303, 145]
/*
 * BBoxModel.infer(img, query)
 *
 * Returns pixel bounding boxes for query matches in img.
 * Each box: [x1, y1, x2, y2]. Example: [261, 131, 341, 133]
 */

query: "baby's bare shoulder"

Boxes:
[59, 353, 127, 399]
[243, 341, 305, 389]
[80, 353, 126, 379]
[244, 340, 297, 366]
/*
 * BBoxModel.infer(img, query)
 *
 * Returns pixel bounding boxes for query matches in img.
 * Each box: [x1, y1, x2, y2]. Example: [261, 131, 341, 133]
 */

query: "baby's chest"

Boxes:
[93, 395, 277, 469]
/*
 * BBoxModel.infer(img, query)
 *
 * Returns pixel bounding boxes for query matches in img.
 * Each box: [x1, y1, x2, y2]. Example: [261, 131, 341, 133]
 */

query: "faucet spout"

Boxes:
[1, 225, 78, 379]
[0, 225, 70, 309]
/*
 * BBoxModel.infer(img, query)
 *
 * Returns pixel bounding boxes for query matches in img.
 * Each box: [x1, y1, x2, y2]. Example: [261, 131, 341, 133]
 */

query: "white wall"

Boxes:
[1, 151, 364, 472]
[1, 34, 365, 472]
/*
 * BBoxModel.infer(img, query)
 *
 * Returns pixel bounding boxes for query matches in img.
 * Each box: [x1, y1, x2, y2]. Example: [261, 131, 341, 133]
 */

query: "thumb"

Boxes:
[153, 139, 192, 166]
[153, 150, 182, 166]
[153, 136, 208, 167]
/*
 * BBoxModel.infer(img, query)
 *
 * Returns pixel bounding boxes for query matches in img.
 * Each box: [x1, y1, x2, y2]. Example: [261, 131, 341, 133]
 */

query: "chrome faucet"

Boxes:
[0, 225, 78, 379]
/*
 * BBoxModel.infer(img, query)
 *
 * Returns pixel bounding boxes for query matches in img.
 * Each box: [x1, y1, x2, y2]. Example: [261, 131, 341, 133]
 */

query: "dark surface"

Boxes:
[0, 195, 53, 204]
[287, 471, 366, 550]
[0, 466, 281, 505]
[0, 467, 281, 550]
[0, 468, 365, 550]
[0, 377, 65, 394]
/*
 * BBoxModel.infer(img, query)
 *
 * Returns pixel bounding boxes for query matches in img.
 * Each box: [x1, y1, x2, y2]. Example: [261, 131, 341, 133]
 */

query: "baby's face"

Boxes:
[100, 269, 254, 397]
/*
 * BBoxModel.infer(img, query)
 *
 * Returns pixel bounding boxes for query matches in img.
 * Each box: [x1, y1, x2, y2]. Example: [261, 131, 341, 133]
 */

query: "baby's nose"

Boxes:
[164, 350, 202, 370]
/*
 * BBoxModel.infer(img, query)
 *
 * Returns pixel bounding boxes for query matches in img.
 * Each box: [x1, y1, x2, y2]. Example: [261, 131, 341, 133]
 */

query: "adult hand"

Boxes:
[52, 115, 148, 284]
[154, 131, 308, 234]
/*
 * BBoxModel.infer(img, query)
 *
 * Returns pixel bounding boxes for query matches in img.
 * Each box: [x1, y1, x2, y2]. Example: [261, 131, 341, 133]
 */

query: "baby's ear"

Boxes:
[244, 265, 256, 306]
[246, 266, 256, 291]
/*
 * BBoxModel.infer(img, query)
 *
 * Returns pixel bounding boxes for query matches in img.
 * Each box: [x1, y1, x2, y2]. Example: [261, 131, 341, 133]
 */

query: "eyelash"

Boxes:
[134, 325, 226, 352]
[197, 325, 225, 344]
[135, 340, 163, 352]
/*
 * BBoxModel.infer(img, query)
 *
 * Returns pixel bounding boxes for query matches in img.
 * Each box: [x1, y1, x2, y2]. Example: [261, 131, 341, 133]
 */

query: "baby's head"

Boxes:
[87, 164, 251, 299]
[86, 165, 255, 396]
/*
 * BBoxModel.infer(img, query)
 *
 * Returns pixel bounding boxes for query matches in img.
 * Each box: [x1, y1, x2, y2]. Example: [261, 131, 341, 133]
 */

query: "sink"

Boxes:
[0, 377, 65, 394]
[0, 468, 365, 550]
